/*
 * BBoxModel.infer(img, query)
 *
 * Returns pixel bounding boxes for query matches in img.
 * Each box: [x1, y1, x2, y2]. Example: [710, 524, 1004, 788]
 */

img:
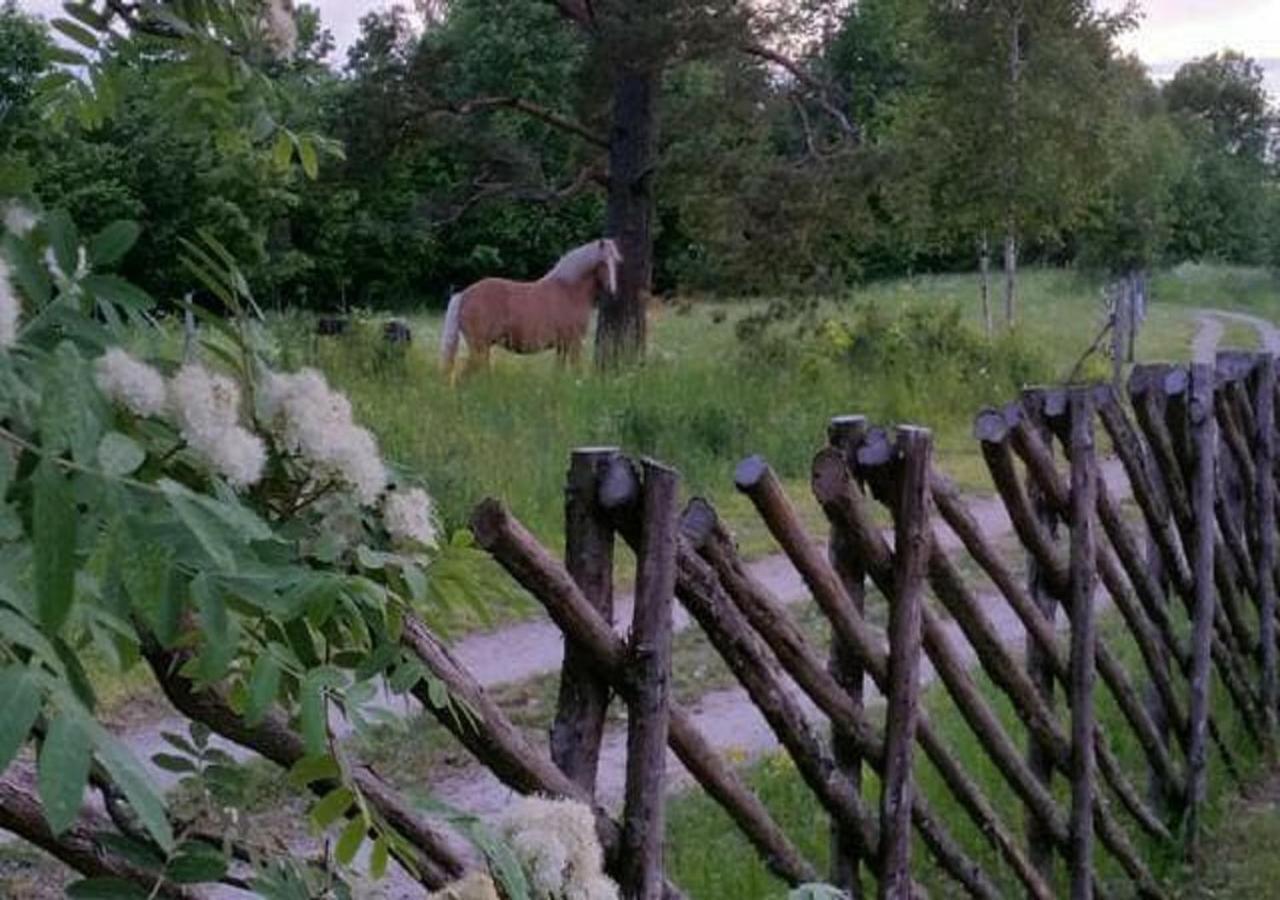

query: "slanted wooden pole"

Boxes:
[553, 447, 619, 792]
[1022, 389, 1060, 880]
[1252, 355, 1278, 736]
[621, 461, 679, 900]
[1186, 363, 1218, 857]
[1067, 390, 1099, 900]
[880, 428, 929, 899]
[828, 415, 870, 896]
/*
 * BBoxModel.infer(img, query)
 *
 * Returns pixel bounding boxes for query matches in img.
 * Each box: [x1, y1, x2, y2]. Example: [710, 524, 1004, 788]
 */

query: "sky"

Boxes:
[17, 0, 1280, 93]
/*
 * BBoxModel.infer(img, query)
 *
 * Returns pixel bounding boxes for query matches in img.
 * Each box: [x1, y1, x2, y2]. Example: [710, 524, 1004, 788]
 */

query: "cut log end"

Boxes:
[734, 454, 771, 492]
[469, 498, 508, 549]
[827, 415, 869, 453]
[680, 498, 719, 549]
[973, 408, 1010, 444]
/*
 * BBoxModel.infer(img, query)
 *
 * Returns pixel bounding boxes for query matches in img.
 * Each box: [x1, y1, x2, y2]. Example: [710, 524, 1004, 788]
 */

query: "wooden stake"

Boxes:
[880, 428, 930, 899]
[1252, 356, 1278, 735]
[553, 447, 619, 792]
[621, 461, 679, 900]
[1186, 363, 1217, 857]
[1067, 390, 1099, 900]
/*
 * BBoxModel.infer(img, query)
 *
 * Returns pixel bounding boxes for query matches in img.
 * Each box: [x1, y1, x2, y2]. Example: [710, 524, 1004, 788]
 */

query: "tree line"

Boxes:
[1, 0, 1277, 359]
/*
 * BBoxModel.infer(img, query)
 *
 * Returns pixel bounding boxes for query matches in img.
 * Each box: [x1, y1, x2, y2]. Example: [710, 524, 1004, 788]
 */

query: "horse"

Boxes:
[439, 238, 622, 383]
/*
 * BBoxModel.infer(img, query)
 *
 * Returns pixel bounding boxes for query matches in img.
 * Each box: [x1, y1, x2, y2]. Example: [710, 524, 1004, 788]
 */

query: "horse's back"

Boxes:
[458, 276, 588, 354]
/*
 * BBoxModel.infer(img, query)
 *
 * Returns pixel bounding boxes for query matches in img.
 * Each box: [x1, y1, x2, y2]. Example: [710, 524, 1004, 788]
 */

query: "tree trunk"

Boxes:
[1003, 227, 1017, 328]
[598, 67, 658, 369]
[979, 232, 992, 338]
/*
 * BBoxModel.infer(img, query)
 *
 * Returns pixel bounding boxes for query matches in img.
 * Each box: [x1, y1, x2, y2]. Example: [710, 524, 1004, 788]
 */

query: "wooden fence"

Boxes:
[382, 349, 1280, 898]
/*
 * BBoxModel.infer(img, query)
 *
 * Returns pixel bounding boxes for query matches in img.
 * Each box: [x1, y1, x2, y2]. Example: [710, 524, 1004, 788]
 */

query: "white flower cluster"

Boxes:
[2, 204, 36, 237]
[0, 259, 18, 350]
[427, 872, 500, 900]
[259, 368, 387, 504]
[168, 364, 267, 489]
[264, 0, 298, 57]
[94, 348, 167, 418]
[383, 487, 438, 548]
[498, 797, 619, 900]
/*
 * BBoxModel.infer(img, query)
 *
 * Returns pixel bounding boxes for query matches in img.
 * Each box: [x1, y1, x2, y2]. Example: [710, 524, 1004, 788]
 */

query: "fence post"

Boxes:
[552, 447, 619, 792]
[621, 459, 679, 900]
[1187, 363, 1218, 857]
[1067, 389, 1098, 900]
[879, 427, 929, 899]
[828, 415, 869, 897]
[1252, 355, 1278, 737]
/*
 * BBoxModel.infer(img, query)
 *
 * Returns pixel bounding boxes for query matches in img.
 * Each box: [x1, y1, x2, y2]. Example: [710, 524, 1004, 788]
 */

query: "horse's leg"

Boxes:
[464, 342, 490, 380]
[567, 339, 584, 370]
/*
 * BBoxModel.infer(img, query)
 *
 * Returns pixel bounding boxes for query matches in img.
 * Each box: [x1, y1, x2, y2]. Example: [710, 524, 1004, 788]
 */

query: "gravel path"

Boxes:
[1192, 308, 1280, 362]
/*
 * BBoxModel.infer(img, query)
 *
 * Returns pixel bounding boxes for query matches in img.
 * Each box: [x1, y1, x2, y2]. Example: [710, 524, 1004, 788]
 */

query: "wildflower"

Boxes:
[383, 487, 438, 549]
[168, 364, 266, 489]
[499, 796, 619, 900]
[0, 259, 18, 350]
[95, 348, 167, 418]
[2, 204, 37, 237]
[427, 872, 500, 900]
[259, 368, 387, 504]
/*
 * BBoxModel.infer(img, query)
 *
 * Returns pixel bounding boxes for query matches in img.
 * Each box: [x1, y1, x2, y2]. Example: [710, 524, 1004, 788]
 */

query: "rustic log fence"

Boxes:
[14, 349, 1280, 898]
[458, 349, 1277, 897]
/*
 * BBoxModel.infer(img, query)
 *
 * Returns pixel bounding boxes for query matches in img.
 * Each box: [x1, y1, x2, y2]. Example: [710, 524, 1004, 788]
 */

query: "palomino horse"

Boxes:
[439, 238, 622, 383]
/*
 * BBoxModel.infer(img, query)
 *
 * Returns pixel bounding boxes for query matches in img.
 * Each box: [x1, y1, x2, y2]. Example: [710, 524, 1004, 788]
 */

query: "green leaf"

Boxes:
[38, 713, 91, 835]
[334, 815, 366, 866]
[193, 575, 234, 683]
[3, 233, 51, 307]
[97, 432, 145, 477]
[150, 753, 197, 774]
[309, 785, 353, 832]
[297, 136, 318, 179]
[42, 341, 103, 463]
[87, 221, 140, 267]
[81, 274, 153, 313]
[299, 672, 326, 756]
[244, 653, 281, 726]
[369, 834, 389, 879]
[272, 129, 294, 171]
[33, 461, 77, 634]
[47, 46, 90, 67]
[167, 844, 228, 884]
[52, 18, 100, 50]
[66, 879, 150, 900]
[0, 666, 41, 773]
[287, 753, 338, 789]
[161, 481, 236, 572]
[93, 728, 174, 851]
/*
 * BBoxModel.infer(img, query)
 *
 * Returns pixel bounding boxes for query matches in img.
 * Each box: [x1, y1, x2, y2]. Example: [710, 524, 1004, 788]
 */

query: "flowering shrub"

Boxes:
[0, 206, 493, 894]
[497, 797, 620, 900]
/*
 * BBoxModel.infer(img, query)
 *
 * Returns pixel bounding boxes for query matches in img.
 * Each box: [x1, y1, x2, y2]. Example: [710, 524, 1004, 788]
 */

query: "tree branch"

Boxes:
[443, 96, 608, 148]
[139, 635, 474, 889]
[548, 0, 594, 28]
[741, 41, 861, 143]
[0, 767, 196, 899]
[425, 162, 606, 227]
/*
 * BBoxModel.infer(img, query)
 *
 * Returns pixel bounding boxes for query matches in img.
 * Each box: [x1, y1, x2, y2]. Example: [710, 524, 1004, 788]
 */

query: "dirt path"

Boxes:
[1192, 308, 1280, 363]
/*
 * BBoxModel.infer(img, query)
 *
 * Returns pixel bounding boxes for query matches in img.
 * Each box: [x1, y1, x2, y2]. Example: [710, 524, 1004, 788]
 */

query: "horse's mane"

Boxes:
[545, 240, 608, 283]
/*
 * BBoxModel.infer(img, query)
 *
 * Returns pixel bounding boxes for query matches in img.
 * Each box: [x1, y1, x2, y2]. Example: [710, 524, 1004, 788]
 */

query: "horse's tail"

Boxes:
[440, 291, 465, 376]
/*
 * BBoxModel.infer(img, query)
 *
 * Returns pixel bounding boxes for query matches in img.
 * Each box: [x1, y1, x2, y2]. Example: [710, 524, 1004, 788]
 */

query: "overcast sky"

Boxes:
[17, 0, 1280, 74]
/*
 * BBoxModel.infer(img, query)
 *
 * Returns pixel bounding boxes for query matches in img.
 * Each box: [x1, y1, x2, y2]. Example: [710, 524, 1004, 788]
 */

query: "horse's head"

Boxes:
[597, 238, 623, 296]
